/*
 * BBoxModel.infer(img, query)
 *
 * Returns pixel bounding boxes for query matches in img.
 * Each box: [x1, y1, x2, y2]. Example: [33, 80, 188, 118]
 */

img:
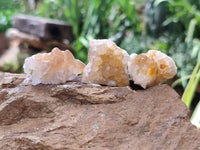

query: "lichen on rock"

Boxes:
[82, 39, 129, 87]
[128, 50, 177, 88]
[23, 47, 85, 85]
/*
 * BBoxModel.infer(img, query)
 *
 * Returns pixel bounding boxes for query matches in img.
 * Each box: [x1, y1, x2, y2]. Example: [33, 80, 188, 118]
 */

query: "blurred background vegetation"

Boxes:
[1, 0, 200, 88]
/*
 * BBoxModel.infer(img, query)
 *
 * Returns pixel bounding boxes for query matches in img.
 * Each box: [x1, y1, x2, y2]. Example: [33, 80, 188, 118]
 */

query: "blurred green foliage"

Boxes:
[0, 0, 26, 32]
[31, 0, 146, 62]
[150, 0, 200, 88]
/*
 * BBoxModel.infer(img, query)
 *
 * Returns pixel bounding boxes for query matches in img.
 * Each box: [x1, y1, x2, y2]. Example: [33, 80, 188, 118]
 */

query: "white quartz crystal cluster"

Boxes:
[23, 48, 85, 85]
[23, 39, 177, 88]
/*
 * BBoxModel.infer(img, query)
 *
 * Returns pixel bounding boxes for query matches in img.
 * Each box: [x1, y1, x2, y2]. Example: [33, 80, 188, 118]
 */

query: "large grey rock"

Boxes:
[13, 14, 73, 41]
[0, 73, 199, 150]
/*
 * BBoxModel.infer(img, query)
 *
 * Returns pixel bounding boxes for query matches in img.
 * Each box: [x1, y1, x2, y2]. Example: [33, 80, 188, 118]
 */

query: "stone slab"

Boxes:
[12, 14, 73, 41]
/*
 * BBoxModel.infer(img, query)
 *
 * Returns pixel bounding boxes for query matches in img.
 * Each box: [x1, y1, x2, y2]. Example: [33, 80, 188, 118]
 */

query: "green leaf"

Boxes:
[163, 13, 184, 26]
[191, 101, 200, 128]
[185, 19, 197, 43]
[182, 61, 200, 108]
[171, 1, 193, 12]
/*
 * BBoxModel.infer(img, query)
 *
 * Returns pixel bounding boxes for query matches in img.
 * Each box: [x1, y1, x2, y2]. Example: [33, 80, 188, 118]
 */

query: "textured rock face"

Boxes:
[128, 50, 177, 88]
[0, 73, 200, 150]
[82, 39, 129, 87]
[23, 48, 85, 85]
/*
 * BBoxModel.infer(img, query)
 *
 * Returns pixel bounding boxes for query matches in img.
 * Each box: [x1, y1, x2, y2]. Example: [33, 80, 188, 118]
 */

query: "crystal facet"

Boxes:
[82, 39, 129, 87]
[23, 48, 85, 85]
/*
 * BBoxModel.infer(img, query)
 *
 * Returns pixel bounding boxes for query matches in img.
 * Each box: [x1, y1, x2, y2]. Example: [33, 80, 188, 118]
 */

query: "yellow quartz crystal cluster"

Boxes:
[128, 50, 177, 88]
[82, 39, 129, 87]
[23, 48, 85, 85]
[23, 39, 177, 88]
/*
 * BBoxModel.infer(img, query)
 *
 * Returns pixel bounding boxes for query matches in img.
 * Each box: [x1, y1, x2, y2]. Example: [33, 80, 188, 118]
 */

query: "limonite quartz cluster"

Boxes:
[23, 39, 177, 88]
[128, 50, 177, 88]
[82, 39, 129, 87]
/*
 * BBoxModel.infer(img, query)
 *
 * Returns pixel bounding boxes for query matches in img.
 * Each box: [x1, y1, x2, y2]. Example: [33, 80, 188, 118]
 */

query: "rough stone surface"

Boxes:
[13, 14, 73, 41]
[82, 39, 129, 87]
[0, 73, 200, 150]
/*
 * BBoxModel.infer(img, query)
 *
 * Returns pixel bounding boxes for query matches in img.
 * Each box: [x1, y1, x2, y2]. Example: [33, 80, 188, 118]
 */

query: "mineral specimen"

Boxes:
[128, 50, 177, 88]
[146, 50, 177, 84]
[82, 39, 129, 87]
[23, 48, 85, 85]
[128, 53, 157, 89]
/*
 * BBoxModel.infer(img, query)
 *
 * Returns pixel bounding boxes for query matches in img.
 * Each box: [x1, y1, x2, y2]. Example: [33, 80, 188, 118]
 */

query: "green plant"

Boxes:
[32, 0, 65, 20]
[0, 1, 18, 32]
[0, 0, 27, 32]
[154, 0, 200, 32]
[152, 0, 200, 88]
[191, 100, 200, 128]
[182, 61, 200, 108]
[179, 61, 200, 128]
[59, 0, 145, 62]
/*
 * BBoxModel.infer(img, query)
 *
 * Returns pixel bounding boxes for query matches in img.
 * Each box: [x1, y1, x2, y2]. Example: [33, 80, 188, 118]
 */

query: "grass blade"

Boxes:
[186, 18, 197, 43]
[182, 61, 200, 108]
[191, 101, 200, 128]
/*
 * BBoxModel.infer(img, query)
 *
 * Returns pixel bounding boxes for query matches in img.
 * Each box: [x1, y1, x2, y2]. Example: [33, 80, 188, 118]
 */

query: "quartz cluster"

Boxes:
[23, 39, 177, 88]
[82, 39, 129, 87]
[128, 50, 177, 88]
[23, 48, 85, 85]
